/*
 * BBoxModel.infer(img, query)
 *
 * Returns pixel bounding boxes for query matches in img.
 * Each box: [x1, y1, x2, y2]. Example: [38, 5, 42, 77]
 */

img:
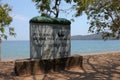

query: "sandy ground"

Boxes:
[0, 52, 120, 80]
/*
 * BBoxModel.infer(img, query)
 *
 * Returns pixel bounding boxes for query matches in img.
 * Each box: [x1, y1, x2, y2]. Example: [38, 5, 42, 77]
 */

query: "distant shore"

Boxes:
[0, 52, 120, 80]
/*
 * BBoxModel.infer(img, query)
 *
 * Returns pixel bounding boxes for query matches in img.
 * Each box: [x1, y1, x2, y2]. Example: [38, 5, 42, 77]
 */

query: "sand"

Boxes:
[0, 52, 120, 80]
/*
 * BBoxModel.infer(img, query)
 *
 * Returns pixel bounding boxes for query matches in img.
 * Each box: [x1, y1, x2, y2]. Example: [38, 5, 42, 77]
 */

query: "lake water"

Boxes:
[1, 40, 120, 60]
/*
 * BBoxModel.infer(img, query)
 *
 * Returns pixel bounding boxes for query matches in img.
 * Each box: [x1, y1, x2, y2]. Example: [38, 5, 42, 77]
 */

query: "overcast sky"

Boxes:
[2, 0, 90, 40]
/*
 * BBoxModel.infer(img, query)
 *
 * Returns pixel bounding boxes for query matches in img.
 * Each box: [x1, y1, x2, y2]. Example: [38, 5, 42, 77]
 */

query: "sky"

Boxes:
[2, 0, 90, 41]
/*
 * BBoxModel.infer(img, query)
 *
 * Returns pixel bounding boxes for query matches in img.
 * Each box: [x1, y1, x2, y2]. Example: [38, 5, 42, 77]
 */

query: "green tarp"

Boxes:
[30, 16, 71, 25]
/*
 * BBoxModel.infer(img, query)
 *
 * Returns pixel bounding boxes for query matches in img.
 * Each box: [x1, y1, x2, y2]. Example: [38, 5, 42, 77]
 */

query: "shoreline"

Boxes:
[72, 51, 120, 56]
[1, 51, 120, 61]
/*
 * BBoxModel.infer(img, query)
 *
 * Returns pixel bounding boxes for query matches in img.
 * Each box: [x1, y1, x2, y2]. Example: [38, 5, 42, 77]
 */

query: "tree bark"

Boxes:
[55, 0, 61, 18]
[0, 39, 2, 61]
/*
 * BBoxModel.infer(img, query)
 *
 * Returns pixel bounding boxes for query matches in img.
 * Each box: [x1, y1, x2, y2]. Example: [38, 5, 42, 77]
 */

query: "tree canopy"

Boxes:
[72, 0, 120, 39]
[0, 1, 15, 39]
[32, 0, 120, 39]
[32, 0, 74, 18]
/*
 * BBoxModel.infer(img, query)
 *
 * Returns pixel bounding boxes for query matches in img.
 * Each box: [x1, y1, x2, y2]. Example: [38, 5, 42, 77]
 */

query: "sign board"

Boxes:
[30, 17, 71, 59]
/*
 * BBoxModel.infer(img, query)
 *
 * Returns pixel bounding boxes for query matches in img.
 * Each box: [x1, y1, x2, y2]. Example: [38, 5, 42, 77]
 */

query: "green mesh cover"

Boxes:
[30, 16, 71, 25]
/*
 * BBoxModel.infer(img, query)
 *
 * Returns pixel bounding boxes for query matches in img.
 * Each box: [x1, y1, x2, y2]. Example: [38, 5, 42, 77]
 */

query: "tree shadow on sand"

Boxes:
[54, 56, 120, 80]
[0, 62, 15, 80]
[0, 54, 120, 80]
[24, 55, 119, 80]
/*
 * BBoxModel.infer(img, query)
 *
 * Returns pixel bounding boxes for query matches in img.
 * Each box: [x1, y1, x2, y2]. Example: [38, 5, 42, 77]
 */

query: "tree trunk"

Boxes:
[55, 0, 61, 18]
[0, 39, 2, 61]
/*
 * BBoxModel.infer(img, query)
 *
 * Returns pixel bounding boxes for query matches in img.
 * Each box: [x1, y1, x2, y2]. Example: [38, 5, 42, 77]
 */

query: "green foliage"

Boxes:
[32, 0, 73, 18]
[63, 0, 120, 39]
[75, 0, 120, 39]
[74, 0, 94, 16]
[0, 1, 15, 40]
